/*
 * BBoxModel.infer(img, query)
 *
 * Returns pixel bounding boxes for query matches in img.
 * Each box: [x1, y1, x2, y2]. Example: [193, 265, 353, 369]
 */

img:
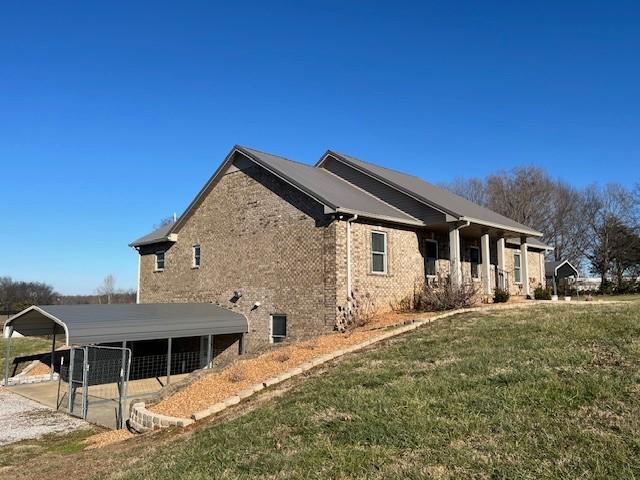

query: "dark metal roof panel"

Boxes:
[330, 152, 542, 236]
[6, 304, 248, 345]
[129, 222, 176, 248]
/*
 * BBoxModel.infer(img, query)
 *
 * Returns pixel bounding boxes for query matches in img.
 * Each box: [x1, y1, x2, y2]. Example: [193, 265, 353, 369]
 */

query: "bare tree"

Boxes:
[485, 166, 556, 234]
[441, 177, 488, 206]
[97, 274, 116, 304]
[0, 276, 58, 311]
[581, 183, 636, 288]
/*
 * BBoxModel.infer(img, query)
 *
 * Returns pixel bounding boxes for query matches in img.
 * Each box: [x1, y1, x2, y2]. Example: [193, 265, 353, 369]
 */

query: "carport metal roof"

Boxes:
[4, 304, 249, 345]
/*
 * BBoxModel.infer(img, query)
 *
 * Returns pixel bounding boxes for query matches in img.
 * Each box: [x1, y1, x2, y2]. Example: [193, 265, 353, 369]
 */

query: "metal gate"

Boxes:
[60, 345, 131, 429]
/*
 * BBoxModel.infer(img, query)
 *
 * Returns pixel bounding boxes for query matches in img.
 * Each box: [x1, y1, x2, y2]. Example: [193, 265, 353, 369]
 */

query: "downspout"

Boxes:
[346, 214, 358, 308]
[135, 247, 141, 304]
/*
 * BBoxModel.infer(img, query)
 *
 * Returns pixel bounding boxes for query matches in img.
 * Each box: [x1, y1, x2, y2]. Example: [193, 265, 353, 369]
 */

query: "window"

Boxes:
[155, 251, 165, 271]
[514, 252, 522, 283]
[192, 245, 201, 268]
[371, 231, 387, 274]
[271, 315, 287, 343]
[425, 239, 438, 277]
[470, 246, 480, 280]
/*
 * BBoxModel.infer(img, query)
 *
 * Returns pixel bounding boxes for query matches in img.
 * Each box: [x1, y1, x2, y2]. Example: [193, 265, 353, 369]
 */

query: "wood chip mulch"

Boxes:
[84, 429, 134, 449]
[150, 311, 434, 419]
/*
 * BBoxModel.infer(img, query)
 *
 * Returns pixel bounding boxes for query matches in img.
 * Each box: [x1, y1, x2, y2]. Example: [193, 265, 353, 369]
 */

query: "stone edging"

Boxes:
[1, 372, 59, 387]
[129, 301, 553, 432]
[129, 402, 194, 432]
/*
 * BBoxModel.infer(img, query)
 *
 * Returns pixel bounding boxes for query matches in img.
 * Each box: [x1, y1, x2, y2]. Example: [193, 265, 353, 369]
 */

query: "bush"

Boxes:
[336, 289, 376, 332]
[493, 288, 510, 303]
[410, 275, 479, 312]
[534, 285, 552, 300]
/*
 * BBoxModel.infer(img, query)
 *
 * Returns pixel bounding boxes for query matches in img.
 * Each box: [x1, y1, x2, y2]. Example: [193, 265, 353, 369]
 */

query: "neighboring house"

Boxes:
[131, 146, 551, 350]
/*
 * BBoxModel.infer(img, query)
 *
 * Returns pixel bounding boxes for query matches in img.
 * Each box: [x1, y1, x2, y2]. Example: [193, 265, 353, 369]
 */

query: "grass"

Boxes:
[116, 302, 640, 479]
[0, 428, 98, 468]
[0, 336, 56, 376]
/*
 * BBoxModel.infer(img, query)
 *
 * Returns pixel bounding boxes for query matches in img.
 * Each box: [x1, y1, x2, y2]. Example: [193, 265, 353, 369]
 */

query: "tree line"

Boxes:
[442, 167, 640, 292]
[0, 275, 135, 313]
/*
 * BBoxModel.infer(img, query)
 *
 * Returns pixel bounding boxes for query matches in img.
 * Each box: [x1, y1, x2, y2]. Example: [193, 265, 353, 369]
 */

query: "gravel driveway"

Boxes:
[0, 389, 89, 446]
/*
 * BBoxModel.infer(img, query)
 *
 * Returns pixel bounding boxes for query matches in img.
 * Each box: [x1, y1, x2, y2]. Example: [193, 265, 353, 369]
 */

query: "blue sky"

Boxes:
[1, 1, 639, 294]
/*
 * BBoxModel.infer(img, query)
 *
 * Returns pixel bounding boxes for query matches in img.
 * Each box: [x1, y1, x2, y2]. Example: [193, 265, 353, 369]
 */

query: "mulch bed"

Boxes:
[150, 311, 432, 418]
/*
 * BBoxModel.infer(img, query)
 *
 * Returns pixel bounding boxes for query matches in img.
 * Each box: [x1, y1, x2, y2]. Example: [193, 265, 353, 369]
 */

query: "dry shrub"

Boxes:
[397, 275, 478, 312]
[274, 352, 290, 363]
[335, 289, 376, 332]
[227, 369, 245, 383]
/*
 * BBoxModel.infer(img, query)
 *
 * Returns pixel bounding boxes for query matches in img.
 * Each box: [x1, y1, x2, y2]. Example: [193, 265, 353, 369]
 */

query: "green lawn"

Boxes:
[0, 336, 55, 376]
[118, 302, 640, 480]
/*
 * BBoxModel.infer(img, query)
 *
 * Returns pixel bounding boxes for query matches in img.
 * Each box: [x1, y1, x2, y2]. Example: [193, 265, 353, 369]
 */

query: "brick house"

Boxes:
[131, 146, 550, 351]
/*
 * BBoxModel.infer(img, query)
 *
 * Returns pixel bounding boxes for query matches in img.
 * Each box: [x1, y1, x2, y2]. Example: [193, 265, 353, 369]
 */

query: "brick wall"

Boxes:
[138, 161, 336, 351]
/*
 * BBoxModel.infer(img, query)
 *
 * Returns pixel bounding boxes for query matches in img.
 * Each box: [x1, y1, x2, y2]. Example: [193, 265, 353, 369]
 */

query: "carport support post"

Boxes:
[240, 333, 247, 355]
[50, 325, 56, 381]
[68, 348, 75, 413]
[3, 326, 12, 387]
[166, 337, 172, 384]
[206, 334, 212, 368]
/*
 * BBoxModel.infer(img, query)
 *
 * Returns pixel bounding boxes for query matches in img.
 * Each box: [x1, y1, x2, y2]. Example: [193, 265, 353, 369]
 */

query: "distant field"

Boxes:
[2, 301, 639, 479]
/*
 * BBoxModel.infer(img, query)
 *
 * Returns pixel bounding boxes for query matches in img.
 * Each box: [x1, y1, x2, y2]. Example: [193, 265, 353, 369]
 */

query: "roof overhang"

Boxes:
[318, 151, 544, 238]
[4, 304, 248, 346]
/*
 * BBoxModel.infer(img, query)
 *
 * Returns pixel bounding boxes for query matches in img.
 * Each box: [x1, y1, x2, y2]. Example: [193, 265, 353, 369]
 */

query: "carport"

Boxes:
[3, 303, 249, 386]
[3, 304, 248, 428]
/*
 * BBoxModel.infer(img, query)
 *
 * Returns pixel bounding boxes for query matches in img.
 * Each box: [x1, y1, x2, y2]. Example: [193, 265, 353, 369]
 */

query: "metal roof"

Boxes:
[4, 304, 248, 345]
[238, 146, 422, 224]
[130, 145, 547, 246]
[323, 151, 543, 237]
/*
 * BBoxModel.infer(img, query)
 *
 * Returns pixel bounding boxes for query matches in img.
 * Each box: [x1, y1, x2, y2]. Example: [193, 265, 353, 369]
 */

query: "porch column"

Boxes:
[481, 232, 492, 295]
[449, 226, 462, 286]
[520, 237, 530, 297]
[497, 236, 506, 289]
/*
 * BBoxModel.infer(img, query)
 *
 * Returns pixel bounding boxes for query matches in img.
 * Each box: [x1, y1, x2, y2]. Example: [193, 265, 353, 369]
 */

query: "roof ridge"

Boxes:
[237, 145, 315, 169]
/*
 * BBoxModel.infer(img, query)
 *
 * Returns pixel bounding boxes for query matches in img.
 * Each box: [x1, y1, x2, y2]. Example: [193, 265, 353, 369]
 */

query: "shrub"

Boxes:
[493, 288, 510, 303]
[227, 370, 245, 383]
[410, 275, 479, 312]
[534, 285, 552, 300]
[335, 289, 376, 332]
[274, 352, 290, 363]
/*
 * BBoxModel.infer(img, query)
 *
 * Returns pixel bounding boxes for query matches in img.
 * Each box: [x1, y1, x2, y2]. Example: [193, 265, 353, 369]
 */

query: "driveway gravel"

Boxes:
[0, 389, 89, 446]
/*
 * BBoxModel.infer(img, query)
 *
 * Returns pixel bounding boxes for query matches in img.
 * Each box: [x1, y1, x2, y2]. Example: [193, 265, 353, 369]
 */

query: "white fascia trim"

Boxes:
[459, 216, 543, 237]
[334, 208, 425, 227]
[4, 306, 70, 346]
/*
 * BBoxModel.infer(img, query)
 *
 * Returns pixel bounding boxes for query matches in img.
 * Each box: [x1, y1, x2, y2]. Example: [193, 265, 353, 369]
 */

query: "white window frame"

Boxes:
[469, 245, 480, 280]
[270, 314, 287, 344]
[425, 239, 438, 278]
[371, 231, 388, 274]
[154, 250, 165, 272]
[513, 252, 522, 284]
[192, 244, 201, 268]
